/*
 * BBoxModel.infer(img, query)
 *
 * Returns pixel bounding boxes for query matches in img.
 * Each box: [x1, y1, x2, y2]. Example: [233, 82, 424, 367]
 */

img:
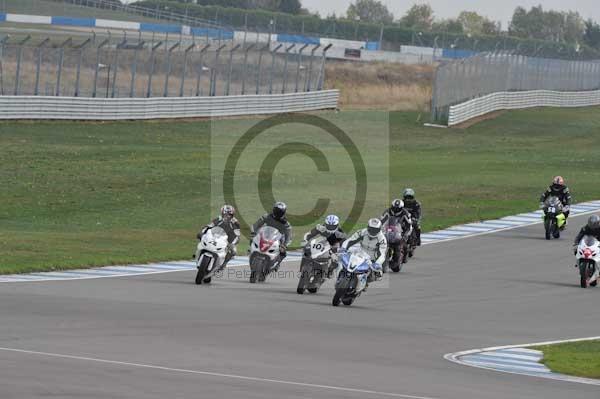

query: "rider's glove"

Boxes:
[374, 270, 383, 281]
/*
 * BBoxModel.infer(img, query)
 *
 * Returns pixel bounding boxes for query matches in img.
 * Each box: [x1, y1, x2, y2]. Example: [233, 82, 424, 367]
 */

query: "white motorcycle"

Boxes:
[297, 235, 334, 295]
[249, 226, 283, 283]
[194, 226, 230, 285]
[575, 235, 600, 288]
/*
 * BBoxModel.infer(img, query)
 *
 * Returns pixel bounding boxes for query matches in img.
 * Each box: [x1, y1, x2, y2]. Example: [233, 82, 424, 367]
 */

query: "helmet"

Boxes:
[588, 215, 600, 230]
[221, 204, 235, 220]
[324, 214, 340, 232]
[403, 188, 415, 200]
[367, 218, 382, 238]
[552, 176, 565, 186]
[272, 201, 287, 220]
[391, 199, 404, 215]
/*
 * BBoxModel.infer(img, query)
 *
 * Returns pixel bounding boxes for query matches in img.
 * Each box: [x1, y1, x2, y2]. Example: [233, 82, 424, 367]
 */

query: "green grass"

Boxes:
[534, 340, 600, 379]
[2, 107, 600, 274]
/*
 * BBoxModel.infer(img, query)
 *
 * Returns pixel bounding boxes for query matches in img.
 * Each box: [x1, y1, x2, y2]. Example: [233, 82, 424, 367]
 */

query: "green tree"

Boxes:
[399, 3, 434, 31]
[509, 5, 584, 43]
[432, 19, 463, 34]
[583, 19, 600, 48]
[279, 0, 302, 14]
[346, 0, 394, 24]
[457, 11, 500, 35]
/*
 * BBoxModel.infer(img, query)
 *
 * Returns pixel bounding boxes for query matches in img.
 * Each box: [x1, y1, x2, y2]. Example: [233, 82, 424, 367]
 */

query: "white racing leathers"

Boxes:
[342, 229, 387, 267]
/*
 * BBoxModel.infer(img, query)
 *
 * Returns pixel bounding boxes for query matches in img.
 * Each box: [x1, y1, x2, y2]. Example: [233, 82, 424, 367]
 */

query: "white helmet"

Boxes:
[367, 218, 382, 238]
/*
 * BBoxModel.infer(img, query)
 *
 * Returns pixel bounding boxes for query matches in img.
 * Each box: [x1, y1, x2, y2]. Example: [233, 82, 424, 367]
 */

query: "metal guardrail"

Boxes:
[447, 89, 600, 126]
[0, 90, 340, 120]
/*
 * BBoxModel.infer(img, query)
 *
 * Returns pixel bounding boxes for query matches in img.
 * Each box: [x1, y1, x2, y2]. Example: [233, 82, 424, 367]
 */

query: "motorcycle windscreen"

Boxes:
[259, 226, 283, 242]
[583, 235, 599, 247]
[209, 226, 228, 240]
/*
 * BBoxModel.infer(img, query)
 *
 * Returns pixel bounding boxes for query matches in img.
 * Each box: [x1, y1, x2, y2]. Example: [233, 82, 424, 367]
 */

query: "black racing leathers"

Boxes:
[540, 184, 572, 218]
[574, 226, 600, 245]
[404, 199, 422, 245]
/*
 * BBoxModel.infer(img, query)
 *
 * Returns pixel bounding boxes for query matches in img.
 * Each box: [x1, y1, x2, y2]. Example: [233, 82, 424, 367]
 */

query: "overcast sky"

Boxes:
[301, 0, 600, 29]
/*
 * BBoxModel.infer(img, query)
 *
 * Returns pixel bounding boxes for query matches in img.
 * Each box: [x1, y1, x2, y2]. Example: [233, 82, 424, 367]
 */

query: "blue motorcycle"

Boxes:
[332, 248, 379, 307]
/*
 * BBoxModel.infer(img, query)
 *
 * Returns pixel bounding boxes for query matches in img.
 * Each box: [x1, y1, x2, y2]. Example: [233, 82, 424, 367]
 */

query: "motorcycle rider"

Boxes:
[251, 201, 293, 269]
[380, 199, 413, 264]
[341, 218, 386, 281]
[573, 215, 600, 254]
[197, 205, 240, 267]
[540, 176, 572, 227]
[302, 214, 347, 277]
[403, 188, 422, 246]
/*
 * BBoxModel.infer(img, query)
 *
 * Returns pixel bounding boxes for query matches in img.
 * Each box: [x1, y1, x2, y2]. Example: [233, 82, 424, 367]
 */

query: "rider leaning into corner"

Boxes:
[251, 201, 293, 269]
[341, 218, 386, 281]
[573, 215, 600, 254]
[303, 214, 347, 277]
[540, 176, 572, 227]
[403, 188, 422, 246]
[198, 205, 241, 266]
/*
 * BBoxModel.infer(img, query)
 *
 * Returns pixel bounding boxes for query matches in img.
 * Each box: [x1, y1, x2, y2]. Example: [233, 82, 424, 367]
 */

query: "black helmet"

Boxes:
[272, 201, 287, 220]
[391, 199, 404, 215]
[367, 218, 382, 238]
[588, 215, 600, 230]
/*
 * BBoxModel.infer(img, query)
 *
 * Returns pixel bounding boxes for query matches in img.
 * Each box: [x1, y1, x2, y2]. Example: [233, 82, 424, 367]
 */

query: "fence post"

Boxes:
[0, 36, 9, 95]
[111, 37, 127, 98]
[129, 41, 145, 98]
[92, 38, 109, 98]
[241, 43, 255, 95]
[210, 44, 227, 96]
[14, 35, 31, 96]
[179, 43, 195, 97]
[34, 38, 50, 96]
[281, 43, 295, 94]
[74, 37, 92, 97]
[56, 38, 72, 97]
[268, 43, 283, 94]
[316, 44, 332, 91]
[305, 44, 320, 92]
[294, 43, 309, 93]
[255, 43, 269, 94]
[146, 40, 164, 98]
[225, 44, 241, 96]
[163, 41, 181, 97]
[195, 43, 210, 96]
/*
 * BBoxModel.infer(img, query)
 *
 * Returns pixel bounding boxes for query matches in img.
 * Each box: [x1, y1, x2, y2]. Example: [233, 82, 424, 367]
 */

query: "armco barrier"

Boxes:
[447, 90, 600, 126]
[0, 90, 339, 121]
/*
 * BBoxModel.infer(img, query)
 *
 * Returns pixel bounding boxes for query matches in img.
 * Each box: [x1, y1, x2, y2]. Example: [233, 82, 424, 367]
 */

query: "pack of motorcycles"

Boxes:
[195, 197, 598, 308]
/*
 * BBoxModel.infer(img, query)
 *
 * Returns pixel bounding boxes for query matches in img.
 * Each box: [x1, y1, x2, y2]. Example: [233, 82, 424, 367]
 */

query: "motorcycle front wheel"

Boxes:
[332, 289, 345, 306]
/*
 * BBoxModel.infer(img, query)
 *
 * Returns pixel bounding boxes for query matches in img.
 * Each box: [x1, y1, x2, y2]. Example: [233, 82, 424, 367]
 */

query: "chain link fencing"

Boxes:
[431, 52, 600, 123]
[0, 33, 330, 98]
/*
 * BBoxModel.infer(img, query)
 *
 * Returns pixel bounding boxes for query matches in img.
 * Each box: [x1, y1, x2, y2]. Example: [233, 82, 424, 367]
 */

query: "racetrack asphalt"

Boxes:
[1, 212, 599, 399]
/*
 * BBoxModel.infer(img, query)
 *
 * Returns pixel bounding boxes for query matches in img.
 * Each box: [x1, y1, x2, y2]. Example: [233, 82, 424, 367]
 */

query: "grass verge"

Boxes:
[2, 107, 600, 273]
[534, 340, 600, 379]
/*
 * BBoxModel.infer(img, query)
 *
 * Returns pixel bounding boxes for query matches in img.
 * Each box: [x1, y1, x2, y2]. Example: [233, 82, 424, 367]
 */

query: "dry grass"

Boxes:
[325, 61, 434, 111]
